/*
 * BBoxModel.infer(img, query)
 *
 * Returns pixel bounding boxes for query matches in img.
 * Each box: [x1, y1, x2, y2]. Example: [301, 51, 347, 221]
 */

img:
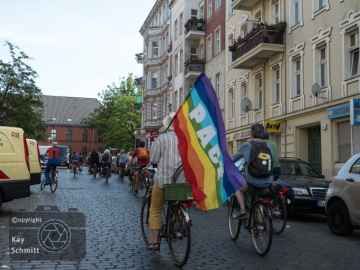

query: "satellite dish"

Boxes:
[240, 97, 253, 113]
[311, 83, 321, 97]
[238, 14, 249, 25]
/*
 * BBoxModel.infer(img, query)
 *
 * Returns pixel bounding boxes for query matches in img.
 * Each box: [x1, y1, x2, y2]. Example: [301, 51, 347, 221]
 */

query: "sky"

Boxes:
[0, 0, 153, 98]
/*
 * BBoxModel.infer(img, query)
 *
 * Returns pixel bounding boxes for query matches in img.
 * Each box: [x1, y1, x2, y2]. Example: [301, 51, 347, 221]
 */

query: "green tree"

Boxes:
[86, 73, 141, 150]
[0, 41, 45, 139]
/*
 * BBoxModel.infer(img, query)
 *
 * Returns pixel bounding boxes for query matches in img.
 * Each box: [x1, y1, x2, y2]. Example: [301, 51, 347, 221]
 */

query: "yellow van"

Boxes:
[0, 126, 31, 207]
[26, 139, 41, 185]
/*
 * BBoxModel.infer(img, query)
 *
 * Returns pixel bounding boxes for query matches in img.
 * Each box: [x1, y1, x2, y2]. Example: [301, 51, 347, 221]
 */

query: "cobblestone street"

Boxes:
[0, 169, 359, 270]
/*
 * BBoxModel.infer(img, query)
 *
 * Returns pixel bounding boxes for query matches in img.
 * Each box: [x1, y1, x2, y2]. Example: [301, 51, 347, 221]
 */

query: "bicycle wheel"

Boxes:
[167, 205, 191, 267]
[271, 196, 288, 235]
[50, 170, 58, 193]
[250, 202, 273, 256]
[140, 196, 151, 246]
[137, 178, 147, 198]
[228, 196, 242, 241]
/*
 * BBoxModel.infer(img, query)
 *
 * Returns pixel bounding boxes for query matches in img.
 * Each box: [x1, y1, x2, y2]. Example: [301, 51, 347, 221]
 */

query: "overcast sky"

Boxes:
[0, 0, 153, 98]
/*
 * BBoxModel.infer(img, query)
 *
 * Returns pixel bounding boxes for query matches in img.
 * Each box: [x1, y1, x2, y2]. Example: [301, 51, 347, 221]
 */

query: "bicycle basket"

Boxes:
[163, 183, 193, 201]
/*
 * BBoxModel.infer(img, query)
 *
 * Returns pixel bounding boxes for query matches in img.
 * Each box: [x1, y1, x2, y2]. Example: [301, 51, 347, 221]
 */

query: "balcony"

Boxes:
[144, 87, 161, 97]
[230, 23, 286, 69]
[184, 56, 205, 78]
[185, 18, 205, 40]
[232, 0, 261, 10]
[144, 120, 162, 129]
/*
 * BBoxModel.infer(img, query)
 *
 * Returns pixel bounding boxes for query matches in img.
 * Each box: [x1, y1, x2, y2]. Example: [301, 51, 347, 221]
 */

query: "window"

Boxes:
[215, 73, 220, 97]
[215, 0, 221, 10]
[215, 28, 221, 55]
[179, 13, 183, 36]
[82, 129, 88, 143]
[313, 0, 329, 14]
[199, 5, 204, 19]
[50, 128, 57, 141]
[228, 89, 234, 119]
[315, 45, 328, 87]
[152, 41, 159, 57]
[272, 65, 281, 104]
[272, 0, 280, 24]
[350, 158, 360, 175]
[337, 121, 351, 163]
[349, 31, 359, 77]
[207, 0, 212, 18]
[174, 91, 178, 109]
[191, 9, 198, 18]
[180, 49, 184, 73]
[174, 54, 179, 76]
[290, 0, 303, 28]
[179, 87, 184, 104]
[66, 128, 72, 143]
[292, 56, 302, 97]
[151, 72, 158, 88]
[207, 35, 212, 60]
[255, 74, 263, 109]
[174, 19, 178, 40]
[240, 82, 247, 98]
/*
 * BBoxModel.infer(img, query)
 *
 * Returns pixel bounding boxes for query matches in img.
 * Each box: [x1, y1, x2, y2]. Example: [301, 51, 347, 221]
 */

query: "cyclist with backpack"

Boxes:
[44, 143, 61, 185]
[233, 123, 280, 219]
[132, 141, 150, 194]
[101, 149, 112, 177]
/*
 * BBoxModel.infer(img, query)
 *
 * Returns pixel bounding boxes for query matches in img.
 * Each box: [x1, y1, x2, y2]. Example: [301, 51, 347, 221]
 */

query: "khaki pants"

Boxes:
[149, 184, 164, 230]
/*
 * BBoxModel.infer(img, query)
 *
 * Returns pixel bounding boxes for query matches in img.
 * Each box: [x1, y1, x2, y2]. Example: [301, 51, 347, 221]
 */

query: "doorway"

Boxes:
[307, 126, 322, 173]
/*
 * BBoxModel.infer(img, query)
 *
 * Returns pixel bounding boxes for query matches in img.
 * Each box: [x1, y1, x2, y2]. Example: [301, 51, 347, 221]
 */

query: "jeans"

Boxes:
[45, 159, 60, 184]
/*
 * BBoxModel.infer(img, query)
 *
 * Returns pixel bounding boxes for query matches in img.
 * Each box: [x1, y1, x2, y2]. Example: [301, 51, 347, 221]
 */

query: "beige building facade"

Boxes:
[226, 0, 360, 177]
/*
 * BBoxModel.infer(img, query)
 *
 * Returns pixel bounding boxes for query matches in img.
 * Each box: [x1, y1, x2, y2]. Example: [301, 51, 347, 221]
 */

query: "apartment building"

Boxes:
[169, 0, 205, 112]
[139, 0, 171, 144]
[205, 0, 227, 115]
[226, 0, 360, 177]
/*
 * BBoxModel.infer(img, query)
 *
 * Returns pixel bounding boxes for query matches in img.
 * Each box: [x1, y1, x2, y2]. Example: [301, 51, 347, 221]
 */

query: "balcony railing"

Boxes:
[232, 0, 260, 10]
[185, 18, 205, 35]
[230, 22, 286, 69]
[184, 56, 205, 77]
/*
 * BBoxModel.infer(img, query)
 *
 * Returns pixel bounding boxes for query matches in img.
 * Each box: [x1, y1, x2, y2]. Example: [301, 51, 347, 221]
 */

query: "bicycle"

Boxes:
[41, 166, 58, 193]
[72, 162, 79, 178]
[137, 167, 153, 198]
[269, 184, 289, 235]
[140, 165, 192, 267]
[228, 184, 273, 256]
[101, 163, 111, 184]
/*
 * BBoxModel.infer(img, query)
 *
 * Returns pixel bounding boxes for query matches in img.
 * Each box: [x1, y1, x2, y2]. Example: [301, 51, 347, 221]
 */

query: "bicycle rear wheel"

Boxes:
[228, 196, 242, 241]
[140, 196, 151, 246]
[50, 170, 58, 193]
[271, 196, 288, 235]
[167, 205, 191, 267]
[250, 202, 272, 256]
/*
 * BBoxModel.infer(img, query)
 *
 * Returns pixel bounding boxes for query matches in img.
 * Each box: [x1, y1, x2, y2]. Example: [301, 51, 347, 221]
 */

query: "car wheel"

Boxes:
[327, 200, 353, 236]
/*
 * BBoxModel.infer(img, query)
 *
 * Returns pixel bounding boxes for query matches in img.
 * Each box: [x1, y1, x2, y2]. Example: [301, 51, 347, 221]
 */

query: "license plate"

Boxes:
[318, 200, 326, 207]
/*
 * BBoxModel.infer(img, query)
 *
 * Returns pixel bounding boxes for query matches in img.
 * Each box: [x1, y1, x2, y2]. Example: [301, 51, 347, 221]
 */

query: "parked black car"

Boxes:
[279, 158, 329, 214]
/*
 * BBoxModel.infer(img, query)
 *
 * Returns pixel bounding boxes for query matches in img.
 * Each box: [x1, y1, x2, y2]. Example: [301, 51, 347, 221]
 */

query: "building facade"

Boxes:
[226, 0, 360, 177]
[139, 0, 171, 144]
[39, 95, 103, 153]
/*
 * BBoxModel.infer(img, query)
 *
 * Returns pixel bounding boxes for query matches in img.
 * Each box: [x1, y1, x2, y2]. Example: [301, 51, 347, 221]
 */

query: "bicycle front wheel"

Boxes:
[50, 171, 58, 193]
[228, 196, 242, 241]
[271, 196, 288, 235]
[250, 202, 273, 256]
[167, 205, 191, 267]
[140, 196, 151, 246]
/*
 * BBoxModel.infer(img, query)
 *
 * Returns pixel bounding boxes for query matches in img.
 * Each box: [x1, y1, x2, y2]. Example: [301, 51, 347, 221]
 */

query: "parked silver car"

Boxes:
[326, 153, 360, 236]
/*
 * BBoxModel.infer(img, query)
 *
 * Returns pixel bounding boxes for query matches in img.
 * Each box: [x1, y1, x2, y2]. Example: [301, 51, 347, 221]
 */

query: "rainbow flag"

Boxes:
[173, 74, 246, 210]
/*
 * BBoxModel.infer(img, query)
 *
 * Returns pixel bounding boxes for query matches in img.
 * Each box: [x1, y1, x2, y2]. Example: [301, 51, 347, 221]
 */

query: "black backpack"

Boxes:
[248, 140, 273, 178]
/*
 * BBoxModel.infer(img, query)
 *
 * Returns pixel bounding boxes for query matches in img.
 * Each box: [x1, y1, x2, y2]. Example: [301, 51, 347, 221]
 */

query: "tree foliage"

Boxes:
[0, 41, 45, 139]
[86, 73, 141, 150]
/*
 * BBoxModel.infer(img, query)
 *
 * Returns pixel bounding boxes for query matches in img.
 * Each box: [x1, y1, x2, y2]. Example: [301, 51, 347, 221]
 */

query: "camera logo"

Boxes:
[38, 219, 71, 252]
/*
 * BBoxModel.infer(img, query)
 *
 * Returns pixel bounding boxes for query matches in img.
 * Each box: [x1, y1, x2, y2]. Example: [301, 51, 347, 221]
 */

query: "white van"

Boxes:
[0, 126, 31, 207]
[26, 139, 41, 185]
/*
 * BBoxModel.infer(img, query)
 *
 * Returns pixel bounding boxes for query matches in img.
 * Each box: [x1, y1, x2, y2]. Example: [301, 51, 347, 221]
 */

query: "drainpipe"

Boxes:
[283, 0, 288, 158]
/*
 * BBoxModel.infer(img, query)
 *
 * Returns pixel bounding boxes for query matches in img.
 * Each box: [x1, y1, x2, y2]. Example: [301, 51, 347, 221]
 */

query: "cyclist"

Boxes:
[44, 143, 61, 185]
[148, 112, 182, 251]
[89, 149, 100, 174]
[101, 149, 112, 177]
[232, 123, 280, 219]
[132, 141, 150, 194]
[71, 152, 81, 174]
[117, 149, 128, 177]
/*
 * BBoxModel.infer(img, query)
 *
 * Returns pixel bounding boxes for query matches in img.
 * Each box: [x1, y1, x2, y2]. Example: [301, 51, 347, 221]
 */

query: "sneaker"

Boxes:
[232, 209, 248, 220]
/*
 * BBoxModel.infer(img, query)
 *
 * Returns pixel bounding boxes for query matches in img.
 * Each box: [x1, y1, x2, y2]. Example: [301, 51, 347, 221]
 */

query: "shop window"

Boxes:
[337, 121, 351, 163]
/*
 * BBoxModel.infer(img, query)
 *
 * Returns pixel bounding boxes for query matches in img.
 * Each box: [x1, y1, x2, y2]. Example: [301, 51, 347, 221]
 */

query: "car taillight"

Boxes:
[23, 137, 30, 172]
